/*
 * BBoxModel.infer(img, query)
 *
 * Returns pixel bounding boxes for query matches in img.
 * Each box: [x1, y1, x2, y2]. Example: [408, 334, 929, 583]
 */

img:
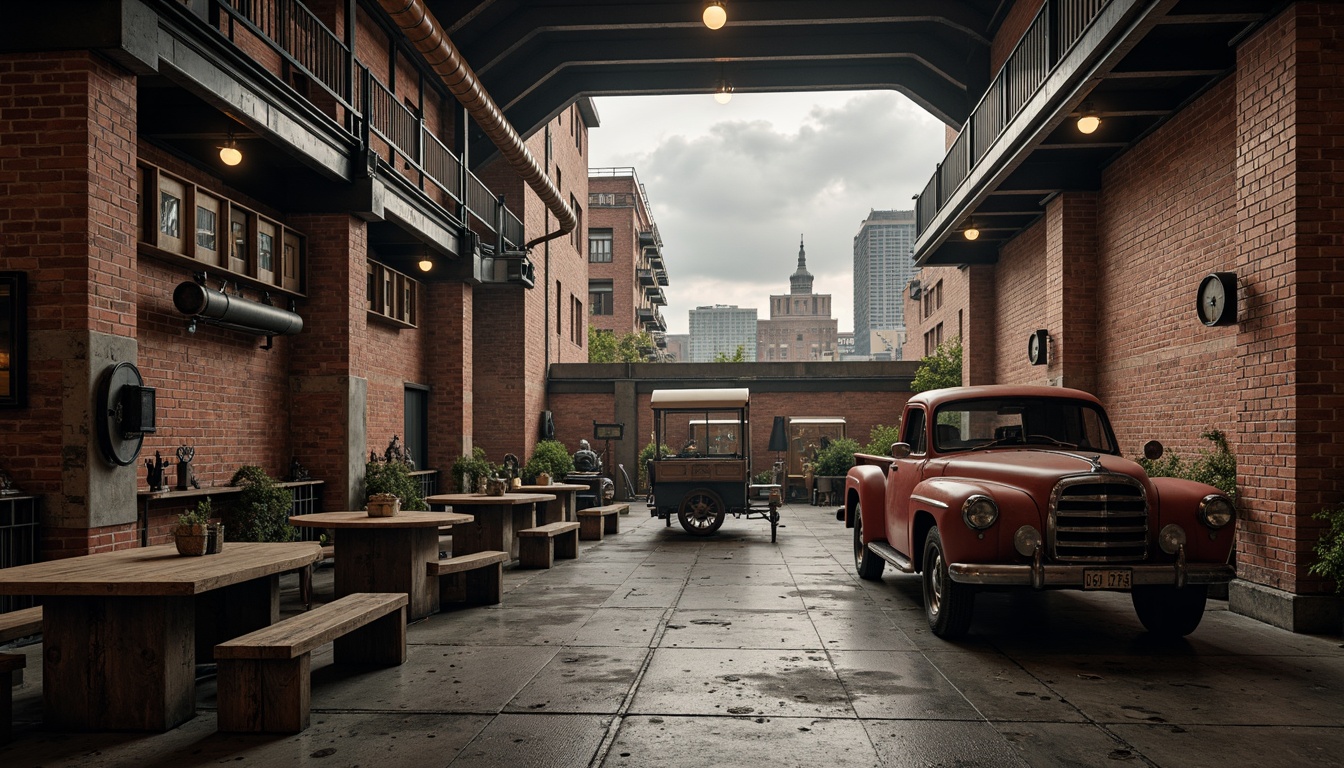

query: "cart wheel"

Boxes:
[678, 488, 726, 535]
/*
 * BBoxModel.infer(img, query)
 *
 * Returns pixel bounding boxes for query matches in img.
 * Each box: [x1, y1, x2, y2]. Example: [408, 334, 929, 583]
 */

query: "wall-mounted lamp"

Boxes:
[714, 80, 734, 104]
[1076, 105, 1101, 135]
[962, 222, 980, 241]
[702, 1, 727, 30]
[418, 256, 434, 272]
[219, 130, 243, 166]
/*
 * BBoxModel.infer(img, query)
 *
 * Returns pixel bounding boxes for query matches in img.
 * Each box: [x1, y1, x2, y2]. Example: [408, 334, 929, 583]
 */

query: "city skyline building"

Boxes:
[756, 237, 838, 361]
[852, 209, 916, 357]
[588, 167, 669, 357]
[688, 305, 758, 362]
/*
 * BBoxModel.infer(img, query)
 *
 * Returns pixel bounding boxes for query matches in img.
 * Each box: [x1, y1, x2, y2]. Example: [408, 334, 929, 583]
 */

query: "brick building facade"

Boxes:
[756, 238, 838, 362]
[586, 167, 669, 352]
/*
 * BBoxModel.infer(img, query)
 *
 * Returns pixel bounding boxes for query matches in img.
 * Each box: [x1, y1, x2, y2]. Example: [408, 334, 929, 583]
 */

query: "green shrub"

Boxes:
[227, 465, 296, 542]
[1137, 429, 1237, 499]
[638, 441, 673, 491]
[753, 469, 775, 485]
[1310, 504, 1344, 593]
[523, 439, 574, 483]
[364, 458, 426, 511]
[911, 338, 962, 393]
[451, 447, 496, 492]
[814, 438, 861, 477]
[177, 498, 212, 529]
[863, 424, 903, 456]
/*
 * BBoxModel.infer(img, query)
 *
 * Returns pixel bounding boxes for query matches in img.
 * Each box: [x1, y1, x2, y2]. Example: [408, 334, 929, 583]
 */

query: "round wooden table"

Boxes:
[515, 483, 589, 523]
[424, 492, 555, 561]
[289, 510, 472, 620]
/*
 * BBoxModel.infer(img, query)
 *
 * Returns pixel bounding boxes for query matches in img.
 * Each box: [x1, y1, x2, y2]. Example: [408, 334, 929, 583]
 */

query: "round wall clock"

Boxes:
[1027, 329, 1048, 366]
[1196, 272, 1237, 327]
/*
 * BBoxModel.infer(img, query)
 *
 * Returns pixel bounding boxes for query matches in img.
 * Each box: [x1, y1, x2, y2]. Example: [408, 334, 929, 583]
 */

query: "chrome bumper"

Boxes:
[948, 562, 1235, 588]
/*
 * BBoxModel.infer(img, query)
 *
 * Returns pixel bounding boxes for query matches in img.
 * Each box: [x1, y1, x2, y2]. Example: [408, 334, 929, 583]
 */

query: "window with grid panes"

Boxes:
[589, 229, 613, 262]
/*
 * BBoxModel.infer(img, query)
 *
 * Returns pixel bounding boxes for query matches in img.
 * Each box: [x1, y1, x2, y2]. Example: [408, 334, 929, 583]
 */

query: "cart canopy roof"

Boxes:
[650, 388, 750, 409]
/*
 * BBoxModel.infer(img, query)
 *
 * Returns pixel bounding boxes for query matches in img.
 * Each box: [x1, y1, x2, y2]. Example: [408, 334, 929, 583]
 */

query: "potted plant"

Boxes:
[451, 447, 496, 493]
[364, 456, 426, 511]
[174, 502, 211, 556]
[523, 439, 574, 485]
[366, 492, 401, 516]
[813, 437, 861, 496]
[227, 465, 297, 542]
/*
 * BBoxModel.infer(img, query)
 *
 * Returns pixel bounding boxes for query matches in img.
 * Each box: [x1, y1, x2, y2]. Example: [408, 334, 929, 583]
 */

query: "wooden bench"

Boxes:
[517, 521, 580, 569]
[215, 592, 407, 733]
[577, 503, 626, 540]
[1, 653, 24, 744]
[0, 606, 42, 644]
[427, 550, 508, 606]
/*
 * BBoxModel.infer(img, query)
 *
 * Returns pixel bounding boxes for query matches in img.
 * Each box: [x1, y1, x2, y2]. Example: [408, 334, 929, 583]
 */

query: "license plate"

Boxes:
[1083, 569, 1132, 590]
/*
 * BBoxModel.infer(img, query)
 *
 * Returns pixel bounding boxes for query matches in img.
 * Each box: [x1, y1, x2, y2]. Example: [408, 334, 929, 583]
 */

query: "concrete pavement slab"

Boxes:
[661, 609, 822, 649]
[631, 648, 852, 718]
[504, 646, 648, 714]
[601, 715, 882, 768]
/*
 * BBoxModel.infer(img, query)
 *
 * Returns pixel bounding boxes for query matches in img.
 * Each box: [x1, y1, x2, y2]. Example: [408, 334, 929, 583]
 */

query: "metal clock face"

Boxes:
[1197, 273, 1237, 327]
[1027, 329, 1047, 366]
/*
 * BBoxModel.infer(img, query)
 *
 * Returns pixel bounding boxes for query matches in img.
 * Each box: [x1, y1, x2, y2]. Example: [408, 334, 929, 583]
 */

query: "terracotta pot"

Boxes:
[175, 524, 208, 556]
[367, 494, 401, 517]
[536, 472, 551, 486]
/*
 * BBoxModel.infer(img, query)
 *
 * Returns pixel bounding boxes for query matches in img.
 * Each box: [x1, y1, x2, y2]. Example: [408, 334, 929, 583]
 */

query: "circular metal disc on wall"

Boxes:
[96, 361, 145, 467]
[1196, 272, 1237, 327]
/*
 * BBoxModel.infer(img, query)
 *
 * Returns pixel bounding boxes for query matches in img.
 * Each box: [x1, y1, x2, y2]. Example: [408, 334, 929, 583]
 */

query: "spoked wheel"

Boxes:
[922, 526, 975, 639]
[853, 503, 884, 581]
[677, 488, 726, 535]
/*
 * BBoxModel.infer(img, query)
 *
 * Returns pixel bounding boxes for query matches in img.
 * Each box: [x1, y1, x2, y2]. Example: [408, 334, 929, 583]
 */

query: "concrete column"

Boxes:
[1228, 3, 1344, 632]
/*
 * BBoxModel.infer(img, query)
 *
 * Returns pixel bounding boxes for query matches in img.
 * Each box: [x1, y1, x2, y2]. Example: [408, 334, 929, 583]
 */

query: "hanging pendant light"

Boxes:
[702, 1, 727, 30]
[218, 132, 242, 166]
[963, 222, 980, 241]
[1076, 103, 1101, 134]
[714, 80, 733, 104]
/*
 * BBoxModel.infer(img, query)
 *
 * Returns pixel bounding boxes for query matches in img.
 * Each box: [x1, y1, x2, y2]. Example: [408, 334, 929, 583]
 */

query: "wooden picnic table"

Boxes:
[514, 483, 589, 523]
[424, 492, 555, 561]
[288, 510, 471, 620]
[0, 541, 322, 731]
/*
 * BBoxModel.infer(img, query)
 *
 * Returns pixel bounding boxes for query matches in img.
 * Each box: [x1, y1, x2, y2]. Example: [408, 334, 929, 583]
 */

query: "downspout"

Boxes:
[377, 0, 576, 248]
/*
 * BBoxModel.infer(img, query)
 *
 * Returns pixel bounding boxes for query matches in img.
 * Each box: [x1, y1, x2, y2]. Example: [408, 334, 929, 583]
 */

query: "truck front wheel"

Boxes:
[922, 527, 975, 639]
[1131, 585, 1208, 637]
[853, 503, 884, 581]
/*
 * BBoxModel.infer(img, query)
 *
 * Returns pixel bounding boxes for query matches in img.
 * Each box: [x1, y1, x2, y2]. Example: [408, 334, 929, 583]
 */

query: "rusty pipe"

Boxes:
[376, 0, 577, 241]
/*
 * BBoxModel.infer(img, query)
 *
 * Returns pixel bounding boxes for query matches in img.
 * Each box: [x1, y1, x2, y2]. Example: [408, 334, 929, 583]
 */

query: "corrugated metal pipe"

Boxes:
[376, 0, 576, 249]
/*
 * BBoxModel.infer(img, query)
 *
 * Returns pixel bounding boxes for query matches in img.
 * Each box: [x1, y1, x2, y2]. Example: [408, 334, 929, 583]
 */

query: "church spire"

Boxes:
[790, 234, 814, 294]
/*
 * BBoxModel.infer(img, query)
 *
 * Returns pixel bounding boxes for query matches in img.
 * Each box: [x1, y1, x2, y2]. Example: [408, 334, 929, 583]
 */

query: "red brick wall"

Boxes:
[588, 175, 644, 336]
[992, 221, 1048, 385]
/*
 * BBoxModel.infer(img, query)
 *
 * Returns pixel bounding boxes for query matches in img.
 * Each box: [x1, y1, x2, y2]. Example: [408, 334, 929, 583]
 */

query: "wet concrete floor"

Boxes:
[4, 503, 1344, 767]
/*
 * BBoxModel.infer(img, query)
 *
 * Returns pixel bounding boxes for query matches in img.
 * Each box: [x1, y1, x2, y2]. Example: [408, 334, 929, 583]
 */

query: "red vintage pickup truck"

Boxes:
[841, 385, 1235, 639]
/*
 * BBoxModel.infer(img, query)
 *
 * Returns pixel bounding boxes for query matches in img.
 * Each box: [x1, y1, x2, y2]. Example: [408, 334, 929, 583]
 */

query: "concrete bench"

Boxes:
[427, 550, 508, 606]
[215, 592, 407, 733]
[577, 503, 626, 541]
[0, 606, 42, 644]
[517, 521, 580, 569]
[1, 653, 24, 744]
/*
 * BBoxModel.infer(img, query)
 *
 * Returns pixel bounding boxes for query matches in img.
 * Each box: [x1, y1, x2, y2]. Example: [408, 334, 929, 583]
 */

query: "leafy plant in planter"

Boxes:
[1309, 504, 1344, 593]
[813, 438, 861, 479]
[174, 499, 213, 556]
[523, 439, 574, 483]
[638, 441, 674, 492]
[227, 465, 297, 542]
[863, 424, 903, 456]
[451, 447, 497, 493]
[365, 457, 426, 510]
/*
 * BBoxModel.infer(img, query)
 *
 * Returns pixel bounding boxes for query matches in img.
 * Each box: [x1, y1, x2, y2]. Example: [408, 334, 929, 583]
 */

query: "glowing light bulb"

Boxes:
[702, 2, 726, 30]
[714, 82, 733, 104]
[963, 226, 980, 241]
[1076, 112, 1100, 135]
[418, 257, 434, 272]
[219, 142, 242, 166]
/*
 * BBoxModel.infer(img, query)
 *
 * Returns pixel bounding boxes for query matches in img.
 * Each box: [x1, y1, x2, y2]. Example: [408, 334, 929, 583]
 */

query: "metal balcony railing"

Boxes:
[915, 0, 1111, 235]
[211, 0, 524, 250]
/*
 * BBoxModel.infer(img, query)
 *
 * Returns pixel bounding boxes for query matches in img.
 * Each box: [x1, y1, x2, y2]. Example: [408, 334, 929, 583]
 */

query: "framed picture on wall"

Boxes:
[0, 272, 27, 409]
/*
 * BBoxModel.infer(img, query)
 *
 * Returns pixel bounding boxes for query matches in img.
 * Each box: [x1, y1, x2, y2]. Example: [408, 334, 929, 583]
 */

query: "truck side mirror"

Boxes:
[890, 443, 912, 459]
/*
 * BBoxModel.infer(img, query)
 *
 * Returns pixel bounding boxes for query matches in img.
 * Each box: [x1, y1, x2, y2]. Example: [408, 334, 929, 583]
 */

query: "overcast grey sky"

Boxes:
[588, 91, 946, 335]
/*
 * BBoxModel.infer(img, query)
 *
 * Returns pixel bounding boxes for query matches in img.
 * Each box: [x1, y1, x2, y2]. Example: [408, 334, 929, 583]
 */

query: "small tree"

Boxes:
[813, 438, 861, 477]
[589, 327, 657, 363]
[227, 466, 297, 542]
[713, 345, 748, 363]
[911, 337, 962, 393]
[364, 458, 426, 511]
[523, 439, 575, 482]
[451, 447, 496, 493]
[863, 424, 903, 456]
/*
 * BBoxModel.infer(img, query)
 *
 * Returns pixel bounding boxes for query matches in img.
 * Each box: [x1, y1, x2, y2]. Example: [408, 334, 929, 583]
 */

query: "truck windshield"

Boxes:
[931, 397, 1118, 454]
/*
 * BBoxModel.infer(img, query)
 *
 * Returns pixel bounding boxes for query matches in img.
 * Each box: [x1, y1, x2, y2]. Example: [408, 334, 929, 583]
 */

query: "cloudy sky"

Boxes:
[588, 91, 946, 335]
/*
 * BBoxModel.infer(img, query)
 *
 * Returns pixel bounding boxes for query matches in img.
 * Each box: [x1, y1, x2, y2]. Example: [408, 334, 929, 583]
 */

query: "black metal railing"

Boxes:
[0, 495, 39, 613]
[409, 470, 439, 501]
[210, 0, 523, 250]
[915, 0, 1111, 234]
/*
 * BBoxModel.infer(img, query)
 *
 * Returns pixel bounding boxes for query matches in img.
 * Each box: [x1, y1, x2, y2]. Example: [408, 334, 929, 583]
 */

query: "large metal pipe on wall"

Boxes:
[376, 0, 576, 247]
[173, 282, 304, 336]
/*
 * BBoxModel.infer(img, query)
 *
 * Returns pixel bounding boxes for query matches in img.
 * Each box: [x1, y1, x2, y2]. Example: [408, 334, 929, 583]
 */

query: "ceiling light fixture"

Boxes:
[702, 1, 727, 30]
[963, 222, 980, 241]
[1076, 104, 1101, 135]
[218, 133, 242, 166]
[418, 256, 434, 272]
[714, 80, 733, 104]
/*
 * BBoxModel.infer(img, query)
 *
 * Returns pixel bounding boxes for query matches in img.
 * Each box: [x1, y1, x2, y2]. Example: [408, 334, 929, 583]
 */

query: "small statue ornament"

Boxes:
[175, 445, 198, 491]
[288, 457, 312, 482]
[146, 450, 169, 492]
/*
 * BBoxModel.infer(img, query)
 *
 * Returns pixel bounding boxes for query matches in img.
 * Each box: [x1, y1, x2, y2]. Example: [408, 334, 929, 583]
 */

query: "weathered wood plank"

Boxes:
[0, 606, 42, 643]
[215, 593, 407, 661]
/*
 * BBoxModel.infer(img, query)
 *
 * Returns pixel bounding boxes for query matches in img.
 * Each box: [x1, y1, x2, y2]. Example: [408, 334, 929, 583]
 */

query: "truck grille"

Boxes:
[1049, 474, 1148, 563]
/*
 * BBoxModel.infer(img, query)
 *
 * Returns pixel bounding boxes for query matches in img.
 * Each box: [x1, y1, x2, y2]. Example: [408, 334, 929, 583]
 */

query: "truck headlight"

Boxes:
[962, 495, 999, 530]
[1159, 524, 1187, 555]
[1198, 495, 1235, 529]
[1014, 526, 1041, 556]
